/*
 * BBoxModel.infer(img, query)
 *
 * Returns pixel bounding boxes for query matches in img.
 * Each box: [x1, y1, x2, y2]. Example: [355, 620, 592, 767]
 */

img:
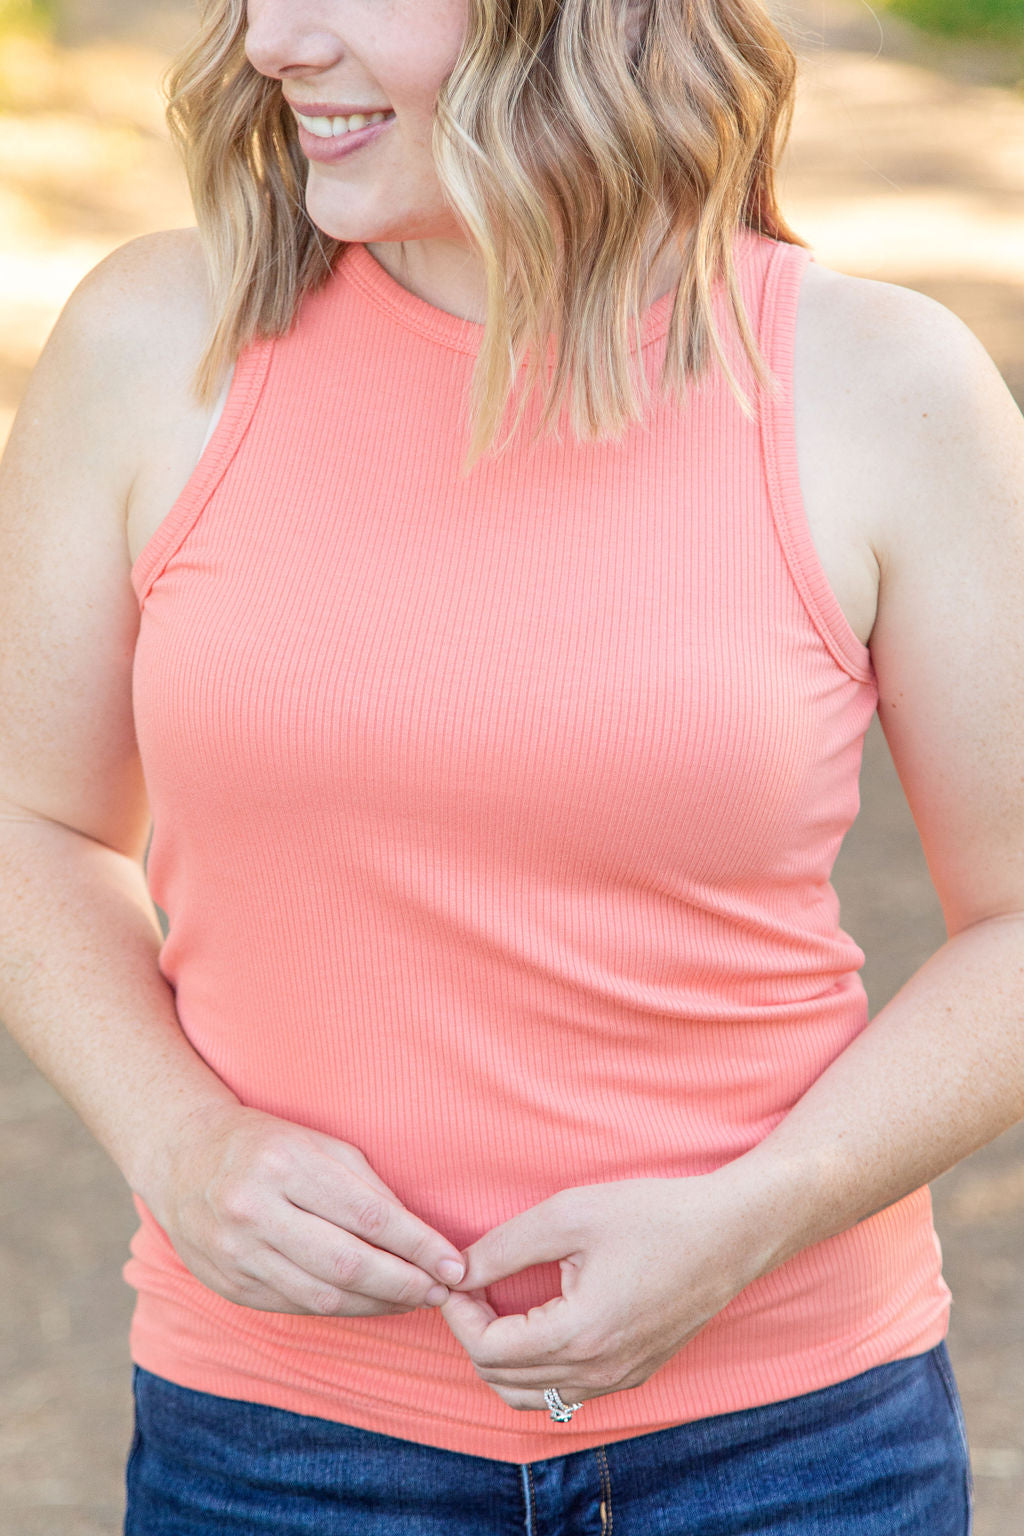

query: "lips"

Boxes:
[294, 112, 397, 162]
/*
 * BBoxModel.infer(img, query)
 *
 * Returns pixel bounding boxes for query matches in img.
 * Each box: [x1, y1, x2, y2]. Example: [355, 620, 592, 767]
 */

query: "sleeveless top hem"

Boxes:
[130, 334, 276, 608]
[127, 1293, 950, 1465]
[759, 243, 875, 686]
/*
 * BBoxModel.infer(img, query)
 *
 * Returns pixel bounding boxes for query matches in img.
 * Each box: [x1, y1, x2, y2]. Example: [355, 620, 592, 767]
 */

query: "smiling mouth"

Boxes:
[292, 108, 396, 139]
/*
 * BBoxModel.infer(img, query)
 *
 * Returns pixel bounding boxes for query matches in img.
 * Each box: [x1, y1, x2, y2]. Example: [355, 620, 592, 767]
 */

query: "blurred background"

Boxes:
[1, 0, 1023, 1531]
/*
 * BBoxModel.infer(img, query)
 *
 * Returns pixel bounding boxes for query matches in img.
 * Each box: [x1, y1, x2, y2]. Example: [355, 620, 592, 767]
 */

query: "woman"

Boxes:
[0, 0, 1021, 1529]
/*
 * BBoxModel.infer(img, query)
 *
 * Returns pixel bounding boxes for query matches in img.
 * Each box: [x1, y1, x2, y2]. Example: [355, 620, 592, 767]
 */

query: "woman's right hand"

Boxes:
[141, 1103, 467, 1317]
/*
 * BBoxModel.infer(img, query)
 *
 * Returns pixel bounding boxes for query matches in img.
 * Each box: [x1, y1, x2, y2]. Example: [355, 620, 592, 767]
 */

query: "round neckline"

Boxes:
[339, 236, 759, 356]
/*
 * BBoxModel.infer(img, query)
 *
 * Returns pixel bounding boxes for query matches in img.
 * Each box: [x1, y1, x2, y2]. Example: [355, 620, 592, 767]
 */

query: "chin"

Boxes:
[303, 196, 405, 247]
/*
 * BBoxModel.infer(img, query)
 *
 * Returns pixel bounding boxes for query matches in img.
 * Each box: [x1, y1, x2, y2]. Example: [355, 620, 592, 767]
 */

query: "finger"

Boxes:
[273, 1208, 454, 1310]
[283, 1167, 466, 1287]
[458, 1200, 577, 1291]
[442, 1288, 575, 1368]
[205, 1247, 411, 1320]
[466, 1363, 589, 1389]
[438, 1287, 497, 1335]
[486, 1383, 594, 1414]
[228, 1248, 418, 1317]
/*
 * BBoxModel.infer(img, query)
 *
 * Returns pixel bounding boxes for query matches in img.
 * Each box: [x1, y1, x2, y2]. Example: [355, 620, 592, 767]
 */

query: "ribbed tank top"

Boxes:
[126, 228, 950, 1462]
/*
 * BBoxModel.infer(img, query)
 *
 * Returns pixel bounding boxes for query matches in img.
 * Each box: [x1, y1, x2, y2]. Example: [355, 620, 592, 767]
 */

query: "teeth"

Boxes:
[295, 110, 392, 139]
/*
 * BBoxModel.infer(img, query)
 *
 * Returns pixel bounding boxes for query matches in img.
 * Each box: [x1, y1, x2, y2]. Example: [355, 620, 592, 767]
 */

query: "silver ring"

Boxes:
[544, 1386, 584, 1423]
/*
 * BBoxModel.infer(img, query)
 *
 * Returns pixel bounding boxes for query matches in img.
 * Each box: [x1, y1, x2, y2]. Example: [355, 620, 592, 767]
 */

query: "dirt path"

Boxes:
[1, 3, 1022, 1530]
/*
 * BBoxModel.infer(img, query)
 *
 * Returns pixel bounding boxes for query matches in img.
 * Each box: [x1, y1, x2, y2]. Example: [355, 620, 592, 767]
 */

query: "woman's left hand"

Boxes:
[440, 1174, 767, 1413]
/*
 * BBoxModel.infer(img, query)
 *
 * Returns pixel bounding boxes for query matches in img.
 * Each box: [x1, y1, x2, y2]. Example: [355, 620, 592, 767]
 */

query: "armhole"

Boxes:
[759, 241, 875, 685]
[130, 334, 275, 609]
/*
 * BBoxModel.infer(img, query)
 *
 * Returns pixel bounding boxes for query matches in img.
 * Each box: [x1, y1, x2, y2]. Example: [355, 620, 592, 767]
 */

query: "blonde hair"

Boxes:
[164, 0, 807, 476]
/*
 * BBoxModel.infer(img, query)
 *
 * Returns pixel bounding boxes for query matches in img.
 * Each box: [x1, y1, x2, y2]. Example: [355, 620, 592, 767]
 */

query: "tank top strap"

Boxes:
[131, 333, 275, 609]
[757, 240, 874, 684]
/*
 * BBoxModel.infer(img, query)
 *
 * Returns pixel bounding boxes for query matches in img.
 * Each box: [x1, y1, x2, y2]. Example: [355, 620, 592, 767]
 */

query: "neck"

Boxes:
[362, 232, 687, 328]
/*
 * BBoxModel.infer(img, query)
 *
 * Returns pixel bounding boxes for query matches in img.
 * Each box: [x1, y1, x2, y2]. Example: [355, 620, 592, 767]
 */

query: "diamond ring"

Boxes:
[544, 1386, 584, 1422]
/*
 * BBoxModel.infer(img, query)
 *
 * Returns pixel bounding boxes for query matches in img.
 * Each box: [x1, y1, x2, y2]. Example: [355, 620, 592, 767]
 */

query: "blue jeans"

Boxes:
[124, 1343, 973, 1534]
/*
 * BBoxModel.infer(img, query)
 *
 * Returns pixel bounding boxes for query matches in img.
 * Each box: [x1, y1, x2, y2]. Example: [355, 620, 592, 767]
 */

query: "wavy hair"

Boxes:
[164, 0, 807, 476]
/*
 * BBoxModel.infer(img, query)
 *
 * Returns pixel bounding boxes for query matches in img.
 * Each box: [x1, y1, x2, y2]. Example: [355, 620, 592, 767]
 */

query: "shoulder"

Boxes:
[70, 226, 212, 337]
[4, 228, 214, 514]
[793, 257, 1022, 561]
[67, 225, 216, 398]
[796, 258, 995, 410]
[797, 264, 1024, 929]
[54, 227, 221, 500]
[52, 226, 214, 431]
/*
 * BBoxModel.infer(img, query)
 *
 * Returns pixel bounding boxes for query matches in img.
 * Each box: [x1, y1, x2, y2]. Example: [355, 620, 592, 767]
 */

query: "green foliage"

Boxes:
[880, 0, 1024, 39]
[0, 0, 57, 38]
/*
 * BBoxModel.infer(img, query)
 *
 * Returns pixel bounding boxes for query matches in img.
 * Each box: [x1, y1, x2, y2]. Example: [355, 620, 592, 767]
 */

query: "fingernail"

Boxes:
[438, 1259, 465, 1285]
[424, 1284, 450, 1306]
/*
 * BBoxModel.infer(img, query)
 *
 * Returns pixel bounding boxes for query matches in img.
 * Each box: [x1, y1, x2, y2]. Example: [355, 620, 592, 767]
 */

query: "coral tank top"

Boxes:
[126, 228, 950, 1461]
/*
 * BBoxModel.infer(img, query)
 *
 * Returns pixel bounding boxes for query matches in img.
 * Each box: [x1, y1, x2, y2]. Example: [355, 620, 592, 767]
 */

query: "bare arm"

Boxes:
[0, 233, 466, 1316]
[727, 280, 1024, 1260]
[0, 234, 232, 1193]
